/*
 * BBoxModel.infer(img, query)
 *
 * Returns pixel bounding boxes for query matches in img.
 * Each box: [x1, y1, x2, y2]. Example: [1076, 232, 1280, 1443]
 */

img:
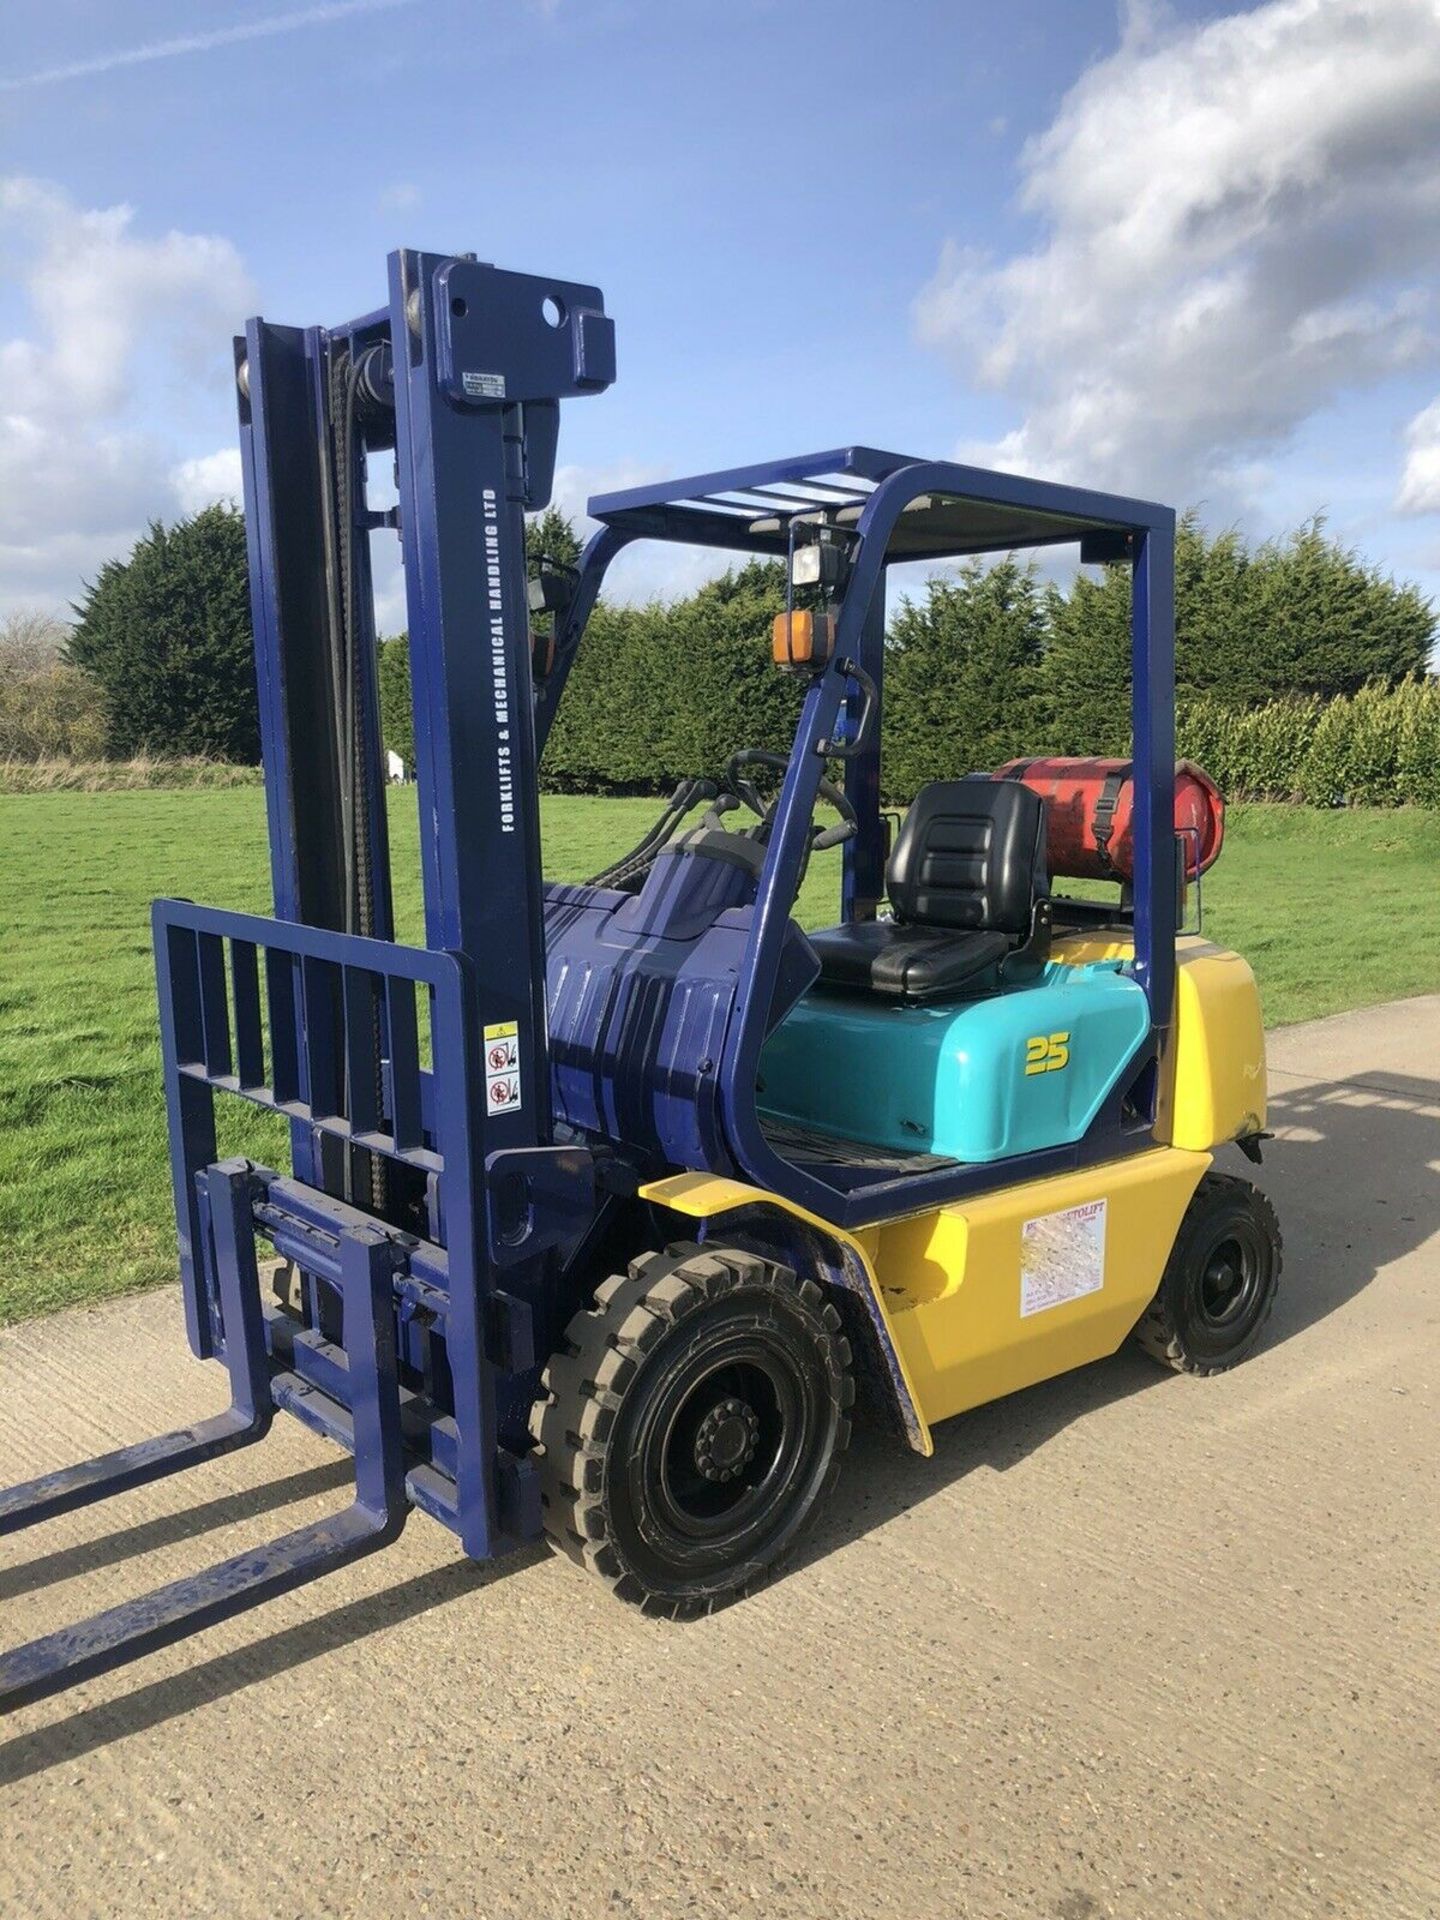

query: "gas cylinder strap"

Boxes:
[1091, 762, 1133, 877]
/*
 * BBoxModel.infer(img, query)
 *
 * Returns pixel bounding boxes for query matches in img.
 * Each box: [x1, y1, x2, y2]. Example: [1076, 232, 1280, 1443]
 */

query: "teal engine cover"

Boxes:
[756, 962, 1151, 1163]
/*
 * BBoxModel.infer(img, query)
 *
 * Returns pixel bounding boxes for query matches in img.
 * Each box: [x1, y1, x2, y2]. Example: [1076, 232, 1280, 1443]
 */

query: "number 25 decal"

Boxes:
[1025, 1031, 1071, 1076]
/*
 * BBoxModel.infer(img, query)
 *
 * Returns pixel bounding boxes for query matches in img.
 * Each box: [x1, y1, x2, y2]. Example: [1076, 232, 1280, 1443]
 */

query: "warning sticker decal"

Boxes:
[1019, 1199, 1107, 1318]
[483, 1019, 523, 1115]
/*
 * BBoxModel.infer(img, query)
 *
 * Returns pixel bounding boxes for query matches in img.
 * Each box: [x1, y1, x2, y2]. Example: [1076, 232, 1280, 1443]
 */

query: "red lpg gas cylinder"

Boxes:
[993, 757, 1224, 884]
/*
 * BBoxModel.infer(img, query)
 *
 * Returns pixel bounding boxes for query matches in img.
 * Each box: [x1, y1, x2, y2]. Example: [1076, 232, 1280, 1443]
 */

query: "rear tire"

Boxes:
[1133, 1171, 1282, 1375]
[529, 1244, 853, 1617]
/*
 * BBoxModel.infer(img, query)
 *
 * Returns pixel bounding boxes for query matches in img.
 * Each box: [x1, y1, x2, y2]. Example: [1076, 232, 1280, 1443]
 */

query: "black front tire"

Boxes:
[1133, 1171, 1282, 1375]
[529, 1244, 853, 1617]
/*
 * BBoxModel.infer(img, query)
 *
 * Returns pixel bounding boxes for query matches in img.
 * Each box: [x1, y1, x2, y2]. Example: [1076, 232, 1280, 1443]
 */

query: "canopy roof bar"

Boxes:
[693, 493, 775, 516]
[590, 447, 1171, 563]
[750, 479, 874, 503]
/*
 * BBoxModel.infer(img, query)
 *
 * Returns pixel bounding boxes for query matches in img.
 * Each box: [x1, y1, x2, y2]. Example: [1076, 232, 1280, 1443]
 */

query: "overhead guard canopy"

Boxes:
[588, 446, 1172, 563]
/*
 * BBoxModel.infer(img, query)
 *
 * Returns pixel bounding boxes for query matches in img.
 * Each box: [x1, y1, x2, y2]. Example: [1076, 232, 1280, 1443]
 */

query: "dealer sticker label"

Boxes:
[463, 369, 507, 400]
[483, 1019, 522, 1114]
[1020, 1199, 1107, 1317]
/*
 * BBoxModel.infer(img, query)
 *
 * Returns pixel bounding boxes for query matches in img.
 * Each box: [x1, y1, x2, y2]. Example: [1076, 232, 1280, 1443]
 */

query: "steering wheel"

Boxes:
[722, 748, 858, 852]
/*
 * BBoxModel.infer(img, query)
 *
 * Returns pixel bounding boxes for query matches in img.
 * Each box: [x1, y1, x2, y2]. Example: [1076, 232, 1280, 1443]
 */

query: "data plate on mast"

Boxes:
[433, 259, 615, 408]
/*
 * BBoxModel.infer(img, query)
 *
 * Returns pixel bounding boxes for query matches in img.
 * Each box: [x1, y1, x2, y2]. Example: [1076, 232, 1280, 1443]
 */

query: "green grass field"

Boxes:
[1, 789, 1436, 1324]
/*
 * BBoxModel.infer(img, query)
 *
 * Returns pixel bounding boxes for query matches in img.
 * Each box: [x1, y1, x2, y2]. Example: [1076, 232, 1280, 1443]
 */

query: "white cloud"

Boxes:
[372, 542, 408, 634]
[548, 460, 741, 603]
[172, 447, 244, 515]
[0, 178, 253, 613]
[377, 182, 421, 214]
[365, 460, 737, 632]
[1397, 394, 1440, 511]
[548, 459, 667, 529]
[916, 0, 1440, 510]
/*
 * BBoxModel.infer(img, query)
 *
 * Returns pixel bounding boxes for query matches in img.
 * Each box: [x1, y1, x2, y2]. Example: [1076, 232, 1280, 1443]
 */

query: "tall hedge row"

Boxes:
[542, 563, 805, 791]
[1037, 512, 1435, 753]
[377, 636, 414, 769]
[47, 495, 1434, 791]
[366, 510, 1440, 807]
[1177, 679, 1440, 807]
[529, 517, 1436, 801]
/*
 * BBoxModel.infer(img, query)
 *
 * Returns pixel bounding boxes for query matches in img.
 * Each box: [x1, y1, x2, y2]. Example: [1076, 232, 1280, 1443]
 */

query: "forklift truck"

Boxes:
[0, 250, 1280, 1705]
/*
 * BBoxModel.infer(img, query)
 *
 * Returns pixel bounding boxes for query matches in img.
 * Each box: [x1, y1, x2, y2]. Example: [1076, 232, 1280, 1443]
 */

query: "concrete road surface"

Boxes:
[1, 997, 1437, 1920]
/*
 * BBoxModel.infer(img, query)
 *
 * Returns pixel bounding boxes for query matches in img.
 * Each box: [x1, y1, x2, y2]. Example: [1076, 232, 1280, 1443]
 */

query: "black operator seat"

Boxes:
[809, 777, 1052, 1001]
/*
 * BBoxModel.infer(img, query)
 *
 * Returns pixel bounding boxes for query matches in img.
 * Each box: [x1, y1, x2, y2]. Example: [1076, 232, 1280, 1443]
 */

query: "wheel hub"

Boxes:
[693, 1396, 760, 1483]
[1201, 1239, 1249, 1322]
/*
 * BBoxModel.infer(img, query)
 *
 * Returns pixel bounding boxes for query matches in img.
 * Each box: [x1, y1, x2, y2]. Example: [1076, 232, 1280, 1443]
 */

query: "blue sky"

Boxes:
[4, 0, 1440, 623]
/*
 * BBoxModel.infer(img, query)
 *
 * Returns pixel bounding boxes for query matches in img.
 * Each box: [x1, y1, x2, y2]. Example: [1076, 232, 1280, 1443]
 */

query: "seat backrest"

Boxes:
[887, 777, 1047, 934]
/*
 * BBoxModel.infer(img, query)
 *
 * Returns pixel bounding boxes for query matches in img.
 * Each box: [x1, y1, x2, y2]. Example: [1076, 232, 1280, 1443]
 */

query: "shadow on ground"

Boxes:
[0, 1542, 544, 1785]
[2, 1071, 1434, 1774]
[791, 1066, 1440, 1578]
[0, 1460, 356, 1606]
